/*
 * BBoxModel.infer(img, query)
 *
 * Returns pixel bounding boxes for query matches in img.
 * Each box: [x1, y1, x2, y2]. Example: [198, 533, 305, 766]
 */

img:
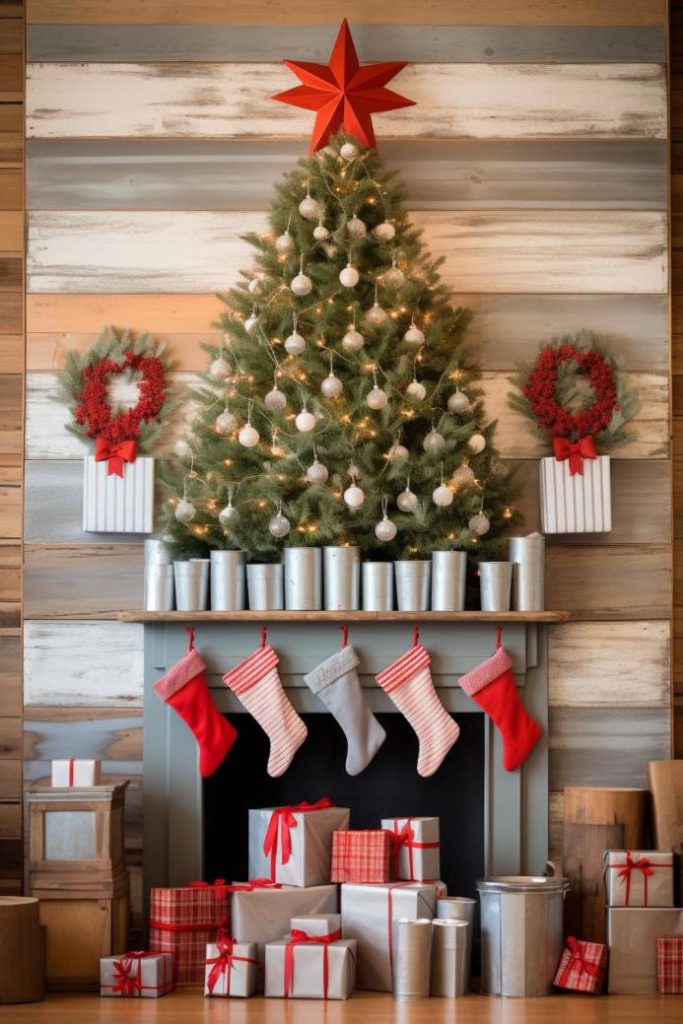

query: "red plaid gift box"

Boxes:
[657, 936, 683, 994]
[149, 880, 232, 986]
[331, 829, 391, 884]
[554, 936, 607, 994]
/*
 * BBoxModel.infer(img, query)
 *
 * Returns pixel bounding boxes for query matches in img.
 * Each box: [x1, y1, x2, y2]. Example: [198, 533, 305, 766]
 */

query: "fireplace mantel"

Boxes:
[139, 615, 560, 931]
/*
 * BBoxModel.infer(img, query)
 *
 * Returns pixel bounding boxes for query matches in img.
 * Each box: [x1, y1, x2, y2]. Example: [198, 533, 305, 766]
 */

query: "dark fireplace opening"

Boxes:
[204, 712, 485, 898]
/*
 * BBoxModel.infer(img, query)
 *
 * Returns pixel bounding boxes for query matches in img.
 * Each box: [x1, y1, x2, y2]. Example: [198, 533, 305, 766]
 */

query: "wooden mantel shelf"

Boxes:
[118, 610, 570, 623]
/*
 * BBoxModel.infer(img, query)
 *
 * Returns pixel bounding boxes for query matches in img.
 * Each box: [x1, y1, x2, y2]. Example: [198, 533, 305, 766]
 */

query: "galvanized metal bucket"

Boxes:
[477, 875, 569, 997]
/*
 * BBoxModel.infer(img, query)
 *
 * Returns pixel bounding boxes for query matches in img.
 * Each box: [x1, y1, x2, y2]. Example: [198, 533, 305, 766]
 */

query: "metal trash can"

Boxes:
[477, 875, 569, 996]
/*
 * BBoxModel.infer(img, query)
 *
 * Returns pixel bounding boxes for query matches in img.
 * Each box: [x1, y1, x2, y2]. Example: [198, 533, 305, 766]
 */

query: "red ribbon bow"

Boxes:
[557, 937, 602, 988]
[206, 937, 261, 996]
[112, 952, 158, 996]
[283, 928, 341, 999]
[95, 435, 137, 477]
[616, 851, 655, 907]
[552, 435, 597, 476]
[390, 818, 440, 882]
[263, 799, 333, 880]
[68, 758, 75, 786]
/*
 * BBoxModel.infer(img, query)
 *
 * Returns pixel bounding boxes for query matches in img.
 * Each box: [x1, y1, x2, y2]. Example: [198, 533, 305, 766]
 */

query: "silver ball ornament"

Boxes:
[306, 459, 329, 485]
[404, 325, 425, 346]
[383, 266, 405, 288]
[295, 408, 316, 433]
[275, 231, 294, 255]
[366, 385, 388, 410]
[215, 408, 237, 434]
[447, 389, 471, 415]
[238, 423, 260, 448]
[244, 313, 259, 334]
[339, 263, 360, 288]
[313, 223, 329, 240]
[423, 429, 446, 454]
[268, 512, 291, 538]
[174, 438, 191, 458]
[469, 512, 490, 536]
[397, 487, 419, 514]
[406, 379, 427, 401]
[321, 372, 343, 398]
[264, 386, 287, 411]
[372, 220, 396, 242]
[387, 442, 409, 463]
[375, 514, 398, 542]
[342, 327, 364, 352]
[343, 484, 365, 509]
[298, 195, 320, 221]
[218, 502, 238, 528]
[340, 142, 358, 161]
[432, 484, 454, 508]
[209, 356, 230, 380]
[346, 214, 366, 239]
[284, 330, 305, 356]
[175, 499, 196, 524]
[468, 433, 486, 454]
[290, 272, 312, 296]
[365, 303, 388, 325]
[452, 464, 475, 487]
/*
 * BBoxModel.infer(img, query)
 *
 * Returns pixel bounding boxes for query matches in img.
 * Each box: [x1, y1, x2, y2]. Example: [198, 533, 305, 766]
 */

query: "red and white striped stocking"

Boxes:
[375, 628, 459, 777]
[222, 628, 307, 777]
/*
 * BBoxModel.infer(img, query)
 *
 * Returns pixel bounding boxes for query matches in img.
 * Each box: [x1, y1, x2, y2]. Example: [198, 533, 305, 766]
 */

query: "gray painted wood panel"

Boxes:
[548, 707, 671, 788]
[26, 24, 666, 64]
[26, 139, 667, 212]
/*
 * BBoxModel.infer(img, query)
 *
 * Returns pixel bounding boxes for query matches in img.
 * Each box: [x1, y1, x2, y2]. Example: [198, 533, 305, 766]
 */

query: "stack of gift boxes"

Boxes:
[99, 801, 472, 1000]
[553, 848, 683, 996]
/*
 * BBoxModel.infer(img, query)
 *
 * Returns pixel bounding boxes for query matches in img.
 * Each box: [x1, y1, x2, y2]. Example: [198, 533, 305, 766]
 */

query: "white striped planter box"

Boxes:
[82, 455, 154, 534]
[539, 455, 612, 534]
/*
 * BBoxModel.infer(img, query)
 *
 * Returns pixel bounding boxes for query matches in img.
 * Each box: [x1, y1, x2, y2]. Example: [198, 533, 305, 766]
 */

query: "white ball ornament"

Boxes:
[339, 263, 360, 288]
[175, 499, 196, 524]
[404, 324, 425, 346]
[284, 330, 305, 356]
[174, 438, 191, 458]
[248, 277, 261, 296]
[218, 502, 238, 528]
[375, 514, 398, 542]
[366, 386, 388, 410]
[313, 222, 329, 241]
[321, 372, 343, 398]
[340, 141, 358, 161]
[468, 433, 486, 454]
[298, 194, 320, 221]
[215, 408, 237, 435]
[469, 512, 491, 536]
[423, 429, 446, 454]
[343, 484, 365, 509]
[244, 312, 259, 334]
[306, 459, 329, 485]
[397, 486, 419, 514]
[238, 423, 260, 448]
[365, 302, 388, 325]
[387, 442, 409, 463]
[406, 379, 427, 401]
[290, 272, 312, 296]
[447, 390, 471, 415]
[342, 327, 364, 352]
[209, 356, 230, 380]
[269, 512, 291, 538]
[383, 265, 405, 288]
[372, 220, 395, 242]
[275, 231, 294, 255]
[346, 214, 366, 239]
[432, 484, 454, 508]
[264, 385, 287, 411]
[295, 408, 316, 433]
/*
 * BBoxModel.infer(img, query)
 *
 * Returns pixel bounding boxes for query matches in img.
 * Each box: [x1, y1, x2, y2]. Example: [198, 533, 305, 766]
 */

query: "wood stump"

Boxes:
[0, 897, 45, 1003]
[563, 786, 648, 942]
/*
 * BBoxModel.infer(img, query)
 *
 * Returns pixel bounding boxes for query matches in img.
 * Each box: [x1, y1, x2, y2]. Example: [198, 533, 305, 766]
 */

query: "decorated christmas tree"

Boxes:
[160, 133, 520, 561]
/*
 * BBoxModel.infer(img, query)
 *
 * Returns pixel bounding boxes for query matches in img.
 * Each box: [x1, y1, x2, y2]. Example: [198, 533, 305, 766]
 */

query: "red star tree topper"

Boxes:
[273, 19, 415, 153]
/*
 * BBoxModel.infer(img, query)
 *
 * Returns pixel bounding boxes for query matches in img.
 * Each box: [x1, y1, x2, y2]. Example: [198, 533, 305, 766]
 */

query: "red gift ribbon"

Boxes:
[262, 798, 333, 881]
[68, 758, 75, 786]
[95, 435, 137, 478]
[108, 952, 166, 997]
[390, 818, 440, 882]
[283, 928, 341, 999]
[149, 878, 282, 935]
[609, 851, 661, 907]
[557, 937, 603, 989]
[206, 937, 261, 996]
[552, 435, 597, 476]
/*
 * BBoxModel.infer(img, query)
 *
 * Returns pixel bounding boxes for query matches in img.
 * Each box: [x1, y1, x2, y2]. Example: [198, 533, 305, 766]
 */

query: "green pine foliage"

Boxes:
[159, 134, 521, 561]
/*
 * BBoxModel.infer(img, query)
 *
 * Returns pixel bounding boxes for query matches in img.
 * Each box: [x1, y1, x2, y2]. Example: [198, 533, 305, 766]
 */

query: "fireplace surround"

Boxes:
[138, 614, 559, 927]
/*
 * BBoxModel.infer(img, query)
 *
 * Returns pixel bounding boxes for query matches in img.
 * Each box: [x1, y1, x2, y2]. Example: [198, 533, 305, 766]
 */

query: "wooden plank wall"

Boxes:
[672, 5, 683, 758]
[0, 0, 24, 898]
[16, 0, 673, 915]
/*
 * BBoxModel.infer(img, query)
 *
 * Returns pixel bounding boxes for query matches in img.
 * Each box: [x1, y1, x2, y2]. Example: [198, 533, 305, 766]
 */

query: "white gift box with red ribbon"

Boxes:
[248, 801, 350, 887]
[204, 939, 259, 998]
[608, 908, 683, 993]
[100, 952, 173, 998]
[604, 850, 675, 908]
[51, 758, 101, 787]
[380, 816, 440, 882]
[539, 452, 611, 533]
[264, 930, 356, 1000]
[83, 453, 154, 534]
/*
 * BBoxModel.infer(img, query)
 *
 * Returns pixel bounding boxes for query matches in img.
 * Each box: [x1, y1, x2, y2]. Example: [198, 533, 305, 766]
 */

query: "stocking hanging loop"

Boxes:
[412, 624, 420, 647]
[495, 625, 502, 649]
[260, 624, 267, 648]
[186, 626, 196, 651]
[340, 624, 349, 648]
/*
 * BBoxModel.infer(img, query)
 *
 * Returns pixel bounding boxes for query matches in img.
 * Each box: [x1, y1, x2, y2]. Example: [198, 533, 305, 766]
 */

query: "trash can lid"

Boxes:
[477, 875, 569, 894]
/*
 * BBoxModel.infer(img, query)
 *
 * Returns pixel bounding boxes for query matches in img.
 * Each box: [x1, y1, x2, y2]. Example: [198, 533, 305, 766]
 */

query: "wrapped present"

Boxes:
[553, 936, 607, 994]
[331, 829, 392, 884]
[264, 929, 356, 1000]
[150, 879, 236, 986]
[380, 817, 440, 882]
[607, 908, 683, 994]
[51, 758, 101, 787]
[539, 453, 611, 533]
[291, 913, 341, 937]
[249, 799, 350, 886]
[341, 881, 437, 991]
[83, 453, 155, 533]
[657, 936, 683, 994]
[231, 882, 338, 965]
[100, 952, 173, 998]
[604, 850, 674, 908]
[204, 939, 259, 998]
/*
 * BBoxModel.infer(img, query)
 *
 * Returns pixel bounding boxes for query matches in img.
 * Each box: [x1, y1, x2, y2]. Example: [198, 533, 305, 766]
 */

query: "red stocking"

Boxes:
[154, 628, 236, 777]
[458, 627, 541, 772]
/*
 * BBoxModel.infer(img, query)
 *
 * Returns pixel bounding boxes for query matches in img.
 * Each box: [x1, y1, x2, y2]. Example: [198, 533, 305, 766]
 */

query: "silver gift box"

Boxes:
[231, 883, 338, 966]
[100, 952, 173, 998]
[290, 913, 341, 937]
[248, 806, 350, 887]
[265, 938, 357, 999]
[204, 941, 258, 998]
[604, 850, 675, 908]
[607, 907, 683, 993]
[380, 817, 440, 882]
[340, 882, 437, 991]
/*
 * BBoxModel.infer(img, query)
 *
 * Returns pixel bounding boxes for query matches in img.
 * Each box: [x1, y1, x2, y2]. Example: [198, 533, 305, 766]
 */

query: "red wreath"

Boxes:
[523, 344, 617, 441]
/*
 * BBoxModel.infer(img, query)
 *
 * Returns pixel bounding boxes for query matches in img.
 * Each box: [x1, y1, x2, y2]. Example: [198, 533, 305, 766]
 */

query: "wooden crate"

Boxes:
[37, 887, 129, 991]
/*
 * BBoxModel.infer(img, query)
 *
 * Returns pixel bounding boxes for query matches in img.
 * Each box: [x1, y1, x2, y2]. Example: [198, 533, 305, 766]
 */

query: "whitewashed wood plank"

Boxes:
[24, 619, 143, 706]
[26, 211, 668, 295]
[548, 621, 670, 708]
[549, 791, 564, 865]
[26, 63, 667, 141]
[26, 25, 666, 64]
[23, 544, 145, 620]
[24, 370, 667, 461]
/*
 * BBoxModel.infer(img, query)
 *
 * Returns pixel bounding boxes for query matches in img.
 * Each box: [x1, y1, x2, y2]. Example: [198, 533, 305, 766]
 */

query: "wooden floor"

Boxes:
[0, 992, 682, 1022]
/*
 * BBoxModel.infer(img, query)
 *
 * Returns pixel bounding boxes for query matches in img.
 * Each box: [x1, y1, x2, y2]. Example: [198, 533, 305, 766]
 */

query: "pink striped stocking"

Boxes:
[222, 630, 307, 777]
[375, 629, 459, 777]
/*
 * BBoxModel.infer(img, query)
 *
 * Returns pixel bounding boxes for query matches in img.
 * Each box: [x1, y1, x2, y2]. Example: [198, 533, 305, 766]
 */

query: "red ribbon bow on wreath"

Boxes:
[283, 928, 342, 999]
[552, 435, 597, 476]
[95, 436, 138, 477]
[263, 798, 333, 880]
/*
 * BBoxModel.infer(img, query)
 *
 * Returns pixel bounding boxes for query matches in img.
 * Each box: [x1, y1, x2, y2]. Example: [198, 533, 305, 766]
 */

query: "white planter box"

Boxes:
[539, 454, 611, 533]
[83, 454, 155, 533]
